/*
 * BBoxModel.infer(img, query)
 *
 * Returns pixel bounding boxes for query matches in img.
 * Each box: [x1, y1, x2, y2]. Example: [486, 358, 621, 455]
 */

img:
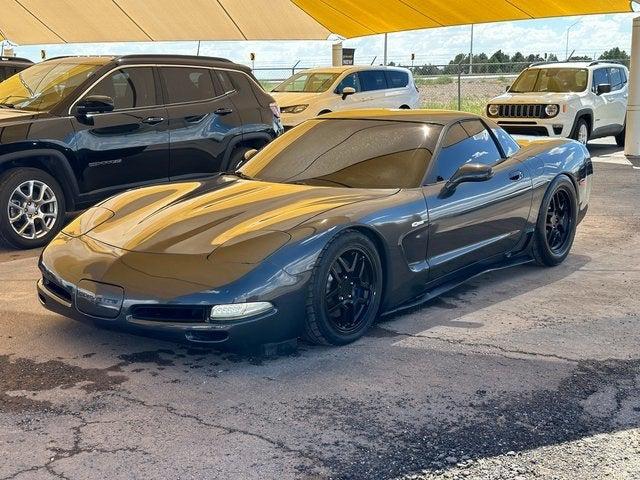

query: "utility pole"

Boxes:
[383, 33, 388, 66]
[469, 24, 474, 75]
[565, 19, 581, 60]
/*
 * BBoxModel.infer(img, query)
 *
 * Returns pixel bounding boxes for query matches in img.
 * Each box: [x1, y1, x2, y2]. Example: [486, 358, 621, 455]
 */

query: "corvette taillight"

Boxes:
[269, 102, 281, 118]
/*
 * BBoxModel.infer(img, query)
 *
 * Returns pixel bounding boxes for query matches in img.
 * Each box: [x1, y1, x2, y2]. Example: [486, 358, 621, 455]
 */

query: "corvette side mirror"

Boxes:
[244, 149, 258, 162]
[505, 85, 511, 92]
[341, 87, 356, 100]
[443, 163, 493, 193]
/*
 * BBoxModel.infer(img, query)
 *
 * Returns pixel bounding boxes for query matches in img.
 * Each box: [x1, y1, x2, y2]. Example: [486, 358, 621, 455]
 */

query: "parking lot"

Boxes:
[0, 139, 639, 480]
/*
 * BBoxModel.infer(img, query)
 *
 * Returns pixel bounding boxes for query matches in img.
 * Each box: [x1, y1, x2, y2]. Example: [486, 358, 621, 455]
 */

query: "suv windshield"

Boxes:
[510, 68, 588, 93]
[0, 59, 109, 111]
[272, 72, 340, 93]
[239, 119, 442, 189]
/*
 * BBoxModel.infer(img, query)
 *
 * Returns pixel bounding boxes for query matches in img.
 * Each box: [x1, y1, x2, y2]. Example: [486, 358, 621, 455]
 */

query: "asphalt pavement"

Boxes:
[1, 139, 639, 480]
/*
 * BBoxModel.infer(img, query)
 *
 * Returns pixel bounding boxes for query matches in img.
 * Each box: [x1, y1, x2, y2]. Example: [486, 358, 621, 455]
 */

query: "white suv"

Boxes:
[271, 66, 420, 128]
[486, 61, 628, 146]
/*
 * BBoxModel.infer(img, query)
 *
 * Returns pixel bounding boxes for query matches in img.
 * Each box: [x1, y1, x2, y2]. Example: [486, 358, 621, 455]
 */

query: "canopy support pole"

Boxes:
[625, 16, 640, 159]
[383, 33, 388, 66]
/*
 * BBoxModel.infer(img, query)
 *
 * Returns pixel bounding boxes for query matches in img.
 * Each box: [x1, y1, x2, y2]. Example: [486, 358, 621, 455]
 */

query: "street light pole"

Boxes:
[565, 19, 581, 60]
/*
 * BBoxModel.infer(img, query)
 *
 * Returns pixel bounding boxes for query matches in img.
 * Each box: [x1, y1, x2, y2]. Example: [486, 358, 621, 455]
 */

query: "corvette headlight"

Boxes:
[209, 302, 274, 320]
[487, 104, 500, 117]
[280, 104, 308, 114]
[545, 104, 559, 117]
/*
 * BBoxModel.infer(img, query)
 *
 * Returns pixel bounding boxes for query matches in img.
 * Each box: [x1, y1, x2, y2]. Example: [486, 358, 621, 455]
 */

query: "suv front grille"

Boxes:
[498, 104, 545, 118]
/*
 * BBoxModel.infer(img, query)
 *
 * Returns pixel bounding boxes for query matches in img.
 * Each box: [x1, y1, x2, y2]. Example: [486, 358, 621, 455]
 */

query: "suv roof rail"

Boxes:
[588, 60, 622, 67]
[0, 56, 33, 63]
[118, 54, 233, 63]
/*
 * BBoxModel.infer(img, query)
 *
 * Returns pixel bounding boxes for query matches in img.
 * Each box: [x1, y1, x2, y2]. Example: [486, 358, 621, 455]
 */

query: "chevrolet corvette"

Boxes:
[37, 110, 592, 349]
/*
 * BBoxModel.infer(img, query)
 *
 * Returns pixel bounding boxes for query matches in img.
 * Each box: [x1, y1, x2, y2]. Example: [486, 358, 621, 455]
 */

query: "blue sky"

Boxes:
[6, 12, 637, 72]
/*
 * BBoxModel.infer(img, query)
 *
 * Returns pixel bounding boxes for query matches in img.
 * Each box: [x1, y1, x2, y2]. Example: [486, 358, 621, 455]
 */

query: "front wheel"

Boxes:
[0, 168, 66, 249]
[531, 176, 578, 267]
[571, 118, 589, 145]
[304, 231, 383, 345]
[615, 125, 625, 147]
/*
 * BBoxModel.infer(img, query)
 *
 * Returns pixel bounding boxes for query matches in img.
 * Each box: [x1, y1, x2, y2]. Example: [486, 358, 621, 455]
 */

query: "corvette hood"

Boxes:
[86, 176, 397, 257]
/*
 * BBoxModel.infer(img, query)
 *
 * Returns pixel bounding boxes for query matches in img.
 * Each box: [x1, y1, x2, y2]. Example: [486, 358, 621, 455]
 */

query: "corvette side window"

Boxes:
[430, 121, 502, 183]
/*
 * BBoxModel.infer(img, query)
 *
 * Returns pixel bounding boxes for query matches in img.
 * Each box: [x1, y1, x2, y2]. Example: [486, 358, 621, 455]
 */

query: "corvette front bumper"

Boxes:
[37, 235, 309, 349]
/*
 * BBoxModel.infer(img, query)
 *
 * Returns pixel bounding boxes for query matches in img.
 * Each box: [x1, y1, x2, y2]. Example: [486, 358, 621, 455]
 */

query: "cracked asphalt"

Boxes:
[1, 140, 639, 480]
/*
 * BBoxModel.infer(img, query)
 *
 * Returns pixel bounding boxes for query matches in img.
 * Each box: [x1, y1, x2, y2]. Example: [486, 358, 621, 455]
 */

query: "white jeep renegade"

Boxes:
[486, 61, 628, 146]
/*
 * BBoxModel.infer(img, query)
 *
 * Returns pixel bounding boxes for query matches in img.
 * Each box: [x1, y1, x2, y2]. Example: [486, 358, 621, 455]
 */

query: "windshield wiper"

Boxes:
[0, 103, 16, 109]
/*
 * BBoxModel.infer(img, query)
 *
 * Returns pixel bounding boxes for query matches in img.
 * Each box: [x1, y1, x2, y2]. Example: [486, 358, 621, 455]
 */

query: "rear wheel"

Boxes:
[0, 168, 66, 249]
[571, 118, 589, 145]
[304, 231, 383, 345]
[615, 124, 625, 147]
[227, 146, 251, 171]
[531, 176, 577, 267]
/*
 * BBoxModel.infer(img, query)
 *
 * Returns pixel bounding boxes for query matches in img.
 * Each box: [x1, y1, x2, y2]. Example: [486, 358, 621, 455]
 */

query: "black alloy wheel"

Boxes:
[532, 176, 577, 267]
[324, 247, 377, 335]
[545, 188, 573, 254]
[305, 231, 383, 345]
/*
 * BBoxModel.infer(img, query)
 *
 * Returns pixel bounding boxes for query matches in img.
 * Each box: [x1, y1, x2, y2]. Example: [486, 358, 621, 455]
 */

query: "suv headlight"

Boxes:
[280, 104, 308, 114]
[487, 104, 500, 117]
[545, 104, 560, 117]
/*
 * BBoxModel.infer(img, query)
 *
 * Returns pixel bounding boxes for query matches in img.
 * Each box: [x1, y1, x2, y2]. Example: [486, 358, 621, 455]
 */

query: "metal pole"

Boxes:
[458, 65, 462, 111]
[292, 60, 300, 76]
[625, 16, 640, 159]
[565, 20, 580, 60]
[383, 33, 388, 66]
[196, 40, 201, 56]
[469, 24, 474, 75]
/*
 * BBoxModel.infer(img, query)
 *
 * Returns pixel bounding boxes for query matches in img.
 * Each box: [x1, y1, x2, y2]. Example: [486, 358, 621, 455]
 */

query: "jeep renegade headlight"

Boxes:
[487, 104, 500, 117]
[545, 104, 559, 117]
[280, 104, 308, 114]
[209, 302, 274, 320]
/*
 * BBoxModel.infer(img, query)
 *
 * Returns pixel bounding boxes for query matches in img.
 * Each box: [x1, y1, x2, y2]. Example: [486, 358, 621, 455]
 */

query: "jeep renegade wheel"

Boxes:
[615, 124, 625, 147]
[572, 118, 589, 145]
[0, 168, 66, 249]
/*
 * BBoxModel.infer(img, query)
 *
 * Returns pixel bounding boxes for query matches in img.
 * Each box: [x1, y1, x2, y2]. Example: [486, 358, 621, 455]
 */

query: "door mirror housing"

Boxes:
[244, 149, 258, 162]
[76, 95, 115, 116]
[341, 86, 356, 100]
[596, 83, 611, 95]
[443, 163, 493, 193]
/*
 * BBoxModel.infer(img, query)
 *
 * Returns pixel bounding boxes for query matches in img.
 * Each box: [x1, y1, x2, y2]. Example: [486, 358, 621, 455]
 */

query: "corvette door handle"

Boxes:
[141, 116, 165, 125]
[509, 170, 523, 181]
[214, 107, 233, 116]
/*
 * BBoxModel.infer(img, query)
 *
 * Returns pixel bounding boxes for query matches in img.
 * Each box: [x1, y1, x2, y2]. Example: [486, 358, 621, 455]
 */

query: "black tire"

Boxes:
[615, 124, 625, 147]
[570, 117, 589, 145]
[531, 175, 578, 267]
[0, 168, 66, 249]
[227, 146, 251, 171]
[304, 230, 383, 346]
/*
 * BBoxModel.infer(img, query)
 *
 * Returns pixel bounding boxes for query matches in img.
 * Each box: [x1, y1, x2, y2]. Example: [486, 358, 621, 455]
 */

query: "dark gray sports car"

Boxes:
[37, 110, 592, 349]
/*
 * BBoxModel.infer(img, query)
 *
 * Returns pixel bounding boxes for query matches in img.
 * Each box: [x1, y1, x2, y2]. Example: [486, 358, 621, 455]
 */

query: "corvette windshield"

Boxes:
[239, 119, 442, 189]
[510, 68, 588, 93]
[272, 72, 340, 93]
[0, 58, 108, 111]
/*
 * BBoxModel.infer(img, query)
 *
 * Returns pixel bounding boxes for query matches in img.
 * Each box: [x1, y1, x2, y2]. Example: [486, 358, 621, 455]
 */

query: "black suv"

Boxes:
[0, 54, 282, 249]
[0, 56, 33, 82]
